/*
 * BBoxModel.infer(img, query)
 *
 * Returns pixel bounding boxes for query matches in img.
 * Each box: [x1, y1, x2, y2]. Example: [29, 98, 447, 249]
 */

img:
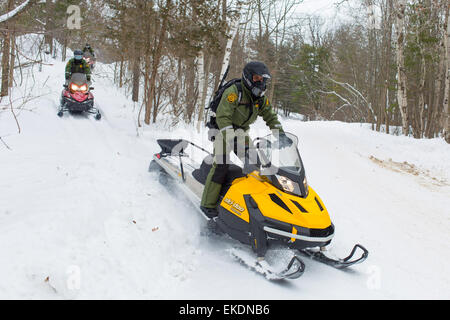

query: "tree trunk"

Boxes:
[218, 5, 241, 82]
[1, 0, 14, 97]
[417, 54, 426, 138]
[394, 0, 409, 136]
[428, 46, 444, 138]
[1, 32, 11, 97]
[384, 0, 394, 134]
[443, 4, 450, 143]
[8, 32, 15, 88]
[197, 51, 212, 131]
[184, 57, 197, 123]
[62, 31, 68, 61]
[119, 56, 124, 88]
[132, 56, 140, 102]
[147, 0, 171, 124]
[44, 0, 54, 54]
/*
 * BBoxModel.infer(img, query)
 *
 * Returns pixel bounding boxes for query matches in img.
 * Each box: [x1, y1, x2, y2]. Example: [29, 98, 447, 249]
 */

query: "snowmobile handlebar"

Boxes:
[187, 141, 212, 156]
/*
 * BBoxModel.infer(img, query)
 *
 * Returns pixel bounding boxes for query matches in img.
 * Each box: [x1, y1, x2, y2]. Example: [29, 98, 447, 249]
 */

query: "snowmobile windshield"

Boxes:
[70, 73, 88, 86]
[69, 73, 88, 93]
[255, 132, 302, 174]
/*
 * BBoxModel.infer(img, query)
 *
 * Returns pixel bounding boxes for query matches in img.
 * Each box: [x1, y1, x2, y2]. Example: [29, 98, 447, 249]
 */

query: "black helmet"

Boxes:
[242, 61, 271, 98]
[74, 49, 83, 60]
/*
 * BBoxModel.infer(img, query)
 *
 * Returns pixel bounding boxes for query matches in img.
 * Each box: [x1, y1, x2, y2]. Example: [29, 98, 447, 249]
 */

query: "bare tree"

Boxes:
[394, 0, 409, 135]
[1, 0, 14, 97]
[443, 2, 450, 143]
[1, 0, 36, 97]
[145, 0, 172, 125]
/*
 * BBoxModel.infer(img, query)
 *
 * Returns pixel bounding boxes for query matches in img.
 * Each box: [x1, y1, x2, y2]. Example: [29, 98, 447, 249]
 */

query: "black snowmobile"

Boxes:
[149, 132, 368, 280]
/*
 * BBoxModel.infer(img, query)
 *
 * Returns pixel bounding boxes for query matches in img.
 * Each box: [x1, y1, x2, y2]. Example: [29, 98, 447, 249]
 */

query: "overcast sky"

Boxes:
[297, 0, 343, 16]
[293, 0, 363, 28]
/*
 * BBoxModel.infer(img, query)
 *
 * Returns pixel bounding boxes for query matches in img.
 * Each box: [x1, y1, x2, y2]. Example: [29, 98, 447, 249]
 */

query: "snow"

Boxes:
[1, 38, 449, 299]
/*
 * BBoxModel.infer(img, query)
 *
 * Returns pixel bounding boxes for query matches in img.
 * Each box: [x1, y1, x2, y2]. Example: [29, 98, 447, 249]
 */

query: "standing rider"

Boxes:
[200, 61, 292, 218]
[65, 49, 91, 86]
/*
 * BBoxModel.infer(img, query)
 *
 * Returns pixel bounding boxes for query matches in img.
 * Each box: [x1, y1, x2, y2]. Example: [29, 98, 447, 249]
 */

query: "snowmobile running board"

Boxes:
[299, 244, 369, 269]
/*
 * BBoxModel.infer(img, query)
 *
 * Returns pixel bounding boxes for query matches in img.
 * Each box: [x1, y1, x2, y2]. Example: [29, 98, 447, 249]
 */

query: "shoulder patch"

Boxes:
[227, 93, 238, 103]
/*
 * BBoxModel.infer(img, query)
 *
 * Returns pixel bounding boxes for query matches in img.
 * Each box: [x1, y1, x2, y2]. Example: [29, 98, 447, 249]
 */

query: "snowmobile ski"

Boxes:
[229, 248, 305, 280]
[299, 244, 368, 269]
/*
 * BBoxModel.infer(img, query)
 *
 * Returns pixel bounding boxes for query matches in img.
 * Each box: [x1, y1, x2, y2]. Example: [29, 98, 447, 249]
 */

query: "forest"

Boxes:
[1, 0, 449, 142]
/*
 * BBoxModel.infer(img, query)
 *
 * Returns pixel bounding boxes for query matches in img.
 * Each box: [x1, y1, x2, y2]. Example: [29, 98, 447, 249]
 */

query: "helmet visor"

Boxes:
[252, 74, 271, 83]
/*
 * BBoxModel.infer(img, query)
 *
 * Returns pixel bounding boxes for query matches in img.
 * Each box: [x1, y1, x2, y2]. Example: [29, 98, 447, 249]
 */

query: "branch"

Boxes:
[0, 137, 12, 150]
[8, 90, 21, 134]
[317, 89, 365, 120]
[16, 48, 54, 66]
[0, 0, 32, 24]
[322, 73, 375, 117]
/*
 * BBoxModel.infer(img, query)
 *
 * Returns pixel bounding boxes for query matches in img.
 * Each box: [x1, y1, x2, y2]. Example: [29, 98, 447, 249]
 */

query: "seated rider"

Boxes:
[82, 43, 95, 57]
[65, 49, 91, 86]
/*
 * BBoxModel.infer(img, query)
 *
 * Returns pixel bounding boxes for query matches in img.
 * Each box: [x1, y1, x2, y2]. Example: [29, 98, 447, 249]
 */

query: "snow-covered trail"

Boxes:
[1, 54, 449, 299]
[281, 121, 450, 299]
[0, 58, 205, 299]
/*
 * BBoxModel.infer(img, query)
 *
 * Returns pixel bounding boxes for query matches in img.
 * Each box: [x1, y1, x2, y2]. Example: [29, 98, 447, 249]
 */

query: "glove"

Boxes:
[278, 132, 293, 149]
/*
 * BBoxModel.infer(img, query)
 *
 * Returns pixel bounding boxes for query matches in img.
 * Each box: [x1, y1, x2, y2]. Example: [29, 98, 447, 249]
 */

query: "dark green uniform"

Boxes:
[200, 82, 284, 208]
[65, 58, 91, 81]
[83, 46, 95, 57]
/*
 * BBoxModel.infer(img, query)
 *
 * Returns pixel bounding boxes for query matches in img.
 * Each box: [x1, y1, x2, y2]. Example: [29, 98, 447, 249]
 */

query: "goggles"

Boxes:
[252, 74, 271, 83]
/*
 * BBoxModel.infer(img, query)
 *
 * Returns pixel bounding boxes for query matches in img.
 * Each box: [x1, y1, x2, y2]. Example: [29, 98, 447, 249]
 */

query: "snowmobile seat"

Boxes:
[157, 139, 189, 155]
[192, 155, 246, 187]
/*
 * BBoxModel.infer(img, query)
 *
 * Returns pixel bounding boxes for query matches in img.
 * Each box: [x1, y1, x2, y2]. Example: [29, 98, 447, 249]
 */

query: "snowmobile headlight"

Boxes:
[276, 175, 300, 194]
[80, 84, 88, 92]
[70, 83, 79, 91]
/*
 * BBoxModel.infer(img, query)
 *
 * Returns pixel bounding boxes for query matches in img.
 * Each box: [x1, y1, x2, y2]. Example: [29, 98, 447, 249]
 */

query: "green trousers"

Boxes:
[201, 129, 250, 208]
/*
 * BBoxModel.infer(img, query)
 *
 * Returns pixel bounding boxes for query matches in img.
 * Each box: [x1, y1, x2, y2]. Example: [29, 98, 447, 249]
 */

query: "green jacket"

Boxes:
[65, 58, 91, 81]
[83, 47, 95, 57]
[216, 82, 283, 133]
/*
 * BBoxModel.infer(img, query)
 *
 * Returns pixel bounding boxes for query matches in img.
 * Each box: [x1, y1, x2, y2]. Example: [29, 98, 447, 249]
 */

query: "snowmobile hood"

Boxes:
[220, 172, 332, 230]
[71, 91, 88, 102]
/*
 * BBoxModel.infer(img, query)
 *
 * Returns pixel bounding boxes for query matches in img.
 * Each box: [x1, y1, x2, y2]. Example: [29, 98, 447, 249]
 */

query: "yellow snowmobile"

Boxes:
[149, 132, 368, 280]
